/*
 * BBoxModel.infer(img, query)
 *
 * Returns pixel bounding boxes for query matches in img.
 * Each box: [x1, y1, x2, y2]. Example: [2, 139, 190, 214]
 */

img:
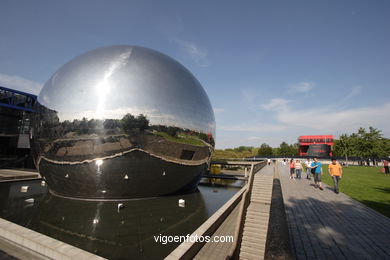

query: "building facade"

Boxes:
[298, 135, 334, 157]
[0, 86, 36, 168]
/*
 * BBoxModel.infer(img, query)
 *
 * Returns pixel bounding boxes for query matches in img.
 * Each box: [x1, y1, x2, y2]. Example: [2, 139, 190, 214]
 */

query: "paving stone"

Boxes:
[278, 163, 390, 260]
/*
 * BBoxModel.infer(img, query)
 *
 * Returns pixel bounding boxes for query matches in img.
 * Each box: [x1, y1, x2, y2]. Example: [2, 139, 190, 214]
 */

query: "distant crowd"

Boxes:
[277, 158, 342, 194]
[275, 157, 389, 194]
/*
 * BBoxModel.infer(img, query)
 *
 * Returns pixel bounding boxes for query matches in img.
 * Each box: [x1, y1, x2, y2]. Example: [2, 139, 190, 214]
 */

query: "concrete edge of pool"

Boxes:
[165, 183, 247, 260]
[0, 217, 107, 260]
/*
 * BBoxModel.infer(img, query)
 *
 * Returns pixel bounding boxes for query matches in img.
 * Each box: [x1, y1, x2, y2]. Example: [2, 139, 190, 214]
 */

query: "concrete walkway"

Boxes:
[278, 164, 390, 259]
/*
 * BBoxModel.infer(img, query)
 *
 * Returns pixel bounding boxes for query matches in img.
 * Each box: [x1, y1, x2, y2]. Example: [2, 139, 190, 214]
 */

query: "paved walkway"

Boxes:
[240, 165, 274, 259]
[278, 164, 390, 259]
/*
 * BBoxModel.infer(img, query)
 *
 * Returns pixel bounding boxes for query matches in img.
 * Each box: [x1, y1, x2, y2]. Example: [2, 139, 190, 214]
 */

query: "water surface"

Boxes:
[0, 178, 242, 259]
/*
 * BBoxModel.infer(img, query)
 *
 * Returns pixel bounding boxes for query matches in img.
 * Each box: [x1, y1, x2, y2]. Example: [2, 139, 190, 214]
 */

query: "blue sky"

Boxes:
[1, 0, 389, 148]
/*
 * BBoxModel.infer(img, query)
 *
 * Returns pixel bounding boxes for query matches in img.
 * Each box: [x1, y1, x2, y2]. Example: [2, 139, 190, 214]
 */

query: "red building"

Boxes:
[298, 135, 334, 157]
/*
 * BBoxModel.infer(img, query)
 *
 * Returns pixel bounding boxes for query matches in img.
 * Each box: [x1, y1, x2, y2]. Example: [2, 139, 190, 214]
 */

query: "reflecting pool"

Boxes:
[0, 178, 243, 259]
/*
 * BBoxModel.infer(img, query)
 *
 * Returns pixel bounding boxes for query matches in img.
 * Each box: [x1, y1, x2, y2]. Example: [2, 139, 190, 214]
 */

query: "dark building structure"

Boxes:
[0, 86, 36, 168]
[298, 135, 334, 157]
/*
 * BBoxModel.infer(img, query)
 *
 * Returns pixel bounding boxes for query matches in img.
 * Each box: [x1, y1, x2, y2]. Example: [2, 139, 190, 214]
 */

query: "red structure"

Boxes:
[298, 135, 334, 156]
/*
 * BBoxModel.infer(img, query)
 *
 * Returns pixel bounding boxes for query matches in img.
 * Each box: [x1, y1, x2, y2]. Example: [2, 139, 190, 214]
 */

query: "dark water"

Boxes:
[0, 178, 242, 260]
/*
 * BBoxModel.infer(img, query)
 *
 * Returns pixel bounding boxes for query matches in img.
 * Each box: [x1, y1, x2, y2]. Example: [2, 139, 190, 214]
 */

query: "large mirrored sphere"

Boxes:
[32, 45, 215, 199]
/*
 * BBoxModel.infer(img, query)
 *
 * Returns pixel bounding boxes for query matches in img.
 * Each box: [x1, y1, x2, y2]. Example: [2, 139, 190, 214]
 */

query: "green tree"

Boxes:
[135, 114, 149, 131]
[334, 127, 389, 162]
[77, 117, 89, 135]
[278, 142, 299, 156]
[333, 133, 354, 166]
[121, 113, 136, 132]
[257, 143, 273, 156]
[355, 127, 385, 158]
[272, 147, 281, 156]
[279, 142, 290, 156]
[103, 119, 120, 129]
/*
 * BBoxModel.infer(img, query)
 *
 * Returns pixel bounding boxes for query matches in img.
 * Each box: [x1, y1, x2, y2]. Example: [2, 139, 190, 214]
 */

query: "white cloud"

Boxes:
[172, 39, 210, 67]
[219, 123, 288, 133]
[287, 81, 315, 93]
[262, 97, 390, 136]
[213, 108, 226, 113]
[248, 136, 263, 140]
[261, 98, 289, 110]
[342, 86, 362, 103]
[0, 73, 43, 95]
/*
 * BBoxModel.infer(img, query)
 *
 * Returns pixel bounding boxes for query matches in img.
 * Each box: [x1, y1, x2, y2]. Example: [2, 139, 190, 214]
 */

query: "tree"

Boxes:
[333, 133, 354, 166]
[333, 127, 389, 163]
[77, 117, 89, 135]
[258, 143, 273, 156]
[120, 113, 150, 133]
[279, 142, 290, 156]
[135, 114, 149, 131]
[355, 127, 385, 158]
[121, 113, 136, 132]
[103, 119, 120, 129]
[277, 141, 299, 156]
[166, 126, 178, 137]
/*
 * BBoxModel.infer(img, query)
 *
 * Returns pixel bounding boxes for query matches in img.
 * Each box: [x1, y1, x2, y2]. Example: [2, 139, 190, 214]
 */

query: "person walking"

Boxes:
[328, 158, 343, 194]
[294, 159, 303, 179]
[304, 158, 311, 180]
[267, 158, 271, 166]
[289, 159, 295, 179]
[383, 159, 389, 174]
[311, 158, 323, 190]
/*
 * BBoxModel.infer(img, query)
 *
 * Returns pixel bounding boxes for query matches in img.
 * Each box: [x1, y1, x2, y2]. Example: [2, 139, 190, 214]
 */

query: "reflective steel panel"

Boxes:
[32, 46, 215, 199]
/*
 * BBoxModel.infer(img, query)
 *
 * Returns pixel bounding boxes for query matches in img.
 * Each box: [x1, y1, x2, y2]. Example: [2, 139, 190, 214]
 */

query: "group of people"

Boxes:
[286, 157, 343, 194]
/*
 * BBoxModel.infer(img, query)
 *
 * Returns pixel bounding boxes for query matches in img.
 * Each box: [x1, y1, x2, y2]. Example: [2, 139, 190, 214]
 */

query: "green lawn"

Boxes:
[154, 132, 206, 147]
[320, 165, 390, 218]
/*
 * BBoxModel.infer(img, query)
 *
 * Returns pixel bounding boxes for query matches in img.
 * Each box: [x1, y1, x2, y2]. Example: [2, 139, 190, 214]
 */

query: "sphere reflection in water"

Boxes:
[32, 45, 215, 199]
[29, 192, 208, 260]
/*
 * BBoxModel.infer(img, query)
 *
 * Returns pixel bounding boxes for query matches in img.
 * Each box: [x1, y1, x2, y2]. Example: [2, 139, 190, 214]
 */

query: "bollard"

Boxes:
[117, 203, 124, 212]
[25, 198, 34, 203]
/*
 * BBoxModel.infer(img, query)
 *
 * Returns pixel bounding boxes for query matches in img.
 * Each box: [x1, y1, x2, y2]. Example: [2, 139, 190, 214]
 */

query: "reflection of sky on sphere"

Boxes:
[38, 46, 215, 136]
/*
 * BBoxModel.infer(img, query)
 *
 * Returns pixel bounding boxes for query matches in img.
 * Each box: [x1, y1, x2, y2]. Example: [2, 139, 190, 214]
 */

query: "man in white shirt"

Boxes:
[305, 158, 311, 180]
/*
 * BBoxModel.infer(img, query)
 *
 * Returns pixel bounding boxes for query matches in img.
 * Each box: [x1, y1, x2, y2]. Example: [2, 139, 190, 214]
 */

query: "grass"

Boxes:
[212, 150, 256, 160]
[154, 132, 206, 147]
[320, 165, 390, 218]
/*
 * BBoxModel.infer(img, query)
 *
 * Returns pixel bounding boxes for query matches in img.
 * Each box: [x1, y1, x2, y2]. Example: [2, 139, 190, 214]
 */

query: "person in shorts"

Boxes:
[311, 158, 323, 190]
[328, 158, 342, 194]
[289, 159, 295, 179]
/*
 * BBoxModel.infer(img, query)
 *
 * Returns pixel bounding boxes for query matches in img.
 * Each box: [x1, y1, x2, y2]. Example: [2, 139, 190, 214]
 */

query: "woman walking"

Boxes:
[295, 159, 303, 179]
[289, 159, 296, 179]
